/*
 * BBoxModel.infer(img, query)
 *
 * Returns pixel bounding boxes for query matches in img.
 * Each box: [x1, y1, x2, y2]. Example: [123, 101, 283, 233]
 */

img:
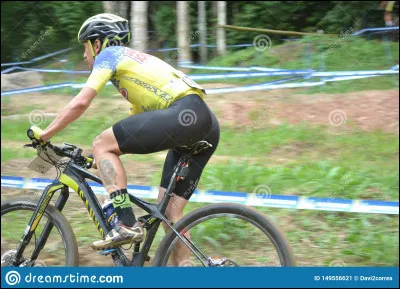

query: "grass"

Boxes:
[1, 36, 398, 266]
[2, 117, 398, 201]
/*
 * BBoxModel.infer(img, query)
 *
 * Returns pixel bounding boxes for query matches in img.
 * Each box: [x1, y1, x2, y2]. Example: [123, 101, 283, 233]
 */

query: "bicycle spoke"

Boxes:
[163, 213, 284, 267]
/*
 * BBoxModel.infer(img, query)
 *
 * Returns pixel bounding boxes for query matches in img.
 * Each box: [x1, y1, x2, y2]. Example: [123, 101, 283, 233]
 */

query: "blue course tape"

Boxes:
[189, 70, 312, 80]
[205, 73, 392, 94]
[179, 64, 291, 72]
[312, 70, 399, 77]
[1, 48, 74, 67]
[1, 81, 114, 96]
[1, 68, 398, 96]
[1, 66, 90, 74]
[352, 26, 399, 36]
[1, 176, 398, 214]
[1, 83, 73, 96]
[206, 81, 326, 94]
[1, 67, 20, 74]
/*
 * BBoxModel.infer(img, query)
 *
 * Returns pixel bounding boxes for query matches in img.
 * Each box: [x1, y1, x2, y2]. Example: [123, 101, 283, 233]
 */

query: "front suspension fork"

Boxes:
[13, 183, 69, 265]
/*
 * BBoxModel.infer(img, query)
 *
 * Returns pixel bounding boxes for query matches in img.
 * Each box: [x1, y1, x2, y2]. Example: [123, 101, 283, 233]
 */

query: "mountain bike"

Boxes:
[1, 126, 296, 267]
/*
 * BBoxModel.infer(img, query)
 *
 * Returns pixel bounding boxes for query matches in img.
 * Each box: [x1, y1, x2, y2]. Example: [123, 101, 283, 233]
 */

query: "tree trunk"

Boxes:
[103, 1, 114, 14]
[198, 1, 207, 64]
[131, 1, 148, 51]
[117, 1, 129, 19]
[176, 1, 192, 64]
[217, 1, 226, 56]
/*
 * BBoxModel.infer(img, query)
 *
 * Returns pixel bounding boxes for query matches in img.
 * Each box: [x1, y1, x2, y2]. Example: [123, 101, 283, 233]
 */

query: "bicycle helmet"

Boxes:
[78, 13, 131, 56]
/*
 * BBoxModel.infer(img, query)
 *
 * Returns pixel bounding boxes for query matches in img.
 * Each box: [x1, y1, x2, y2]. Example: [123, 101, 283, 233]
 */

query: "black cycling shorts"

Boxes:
[112, 94, 220, 200]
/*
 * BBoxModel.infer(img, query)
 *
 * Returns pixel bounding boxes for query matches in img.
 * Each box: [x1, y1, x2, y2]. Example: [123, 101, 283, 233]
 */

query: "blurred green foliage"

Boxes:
[1, 1, 391, 63]
[1, 1, 102, 63]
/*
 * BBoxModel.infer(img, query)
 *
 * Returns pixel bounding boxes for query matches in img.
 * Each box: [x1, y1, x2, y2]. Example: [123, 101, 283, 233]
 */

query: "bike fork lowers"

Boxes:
[13, 182, 69, 266]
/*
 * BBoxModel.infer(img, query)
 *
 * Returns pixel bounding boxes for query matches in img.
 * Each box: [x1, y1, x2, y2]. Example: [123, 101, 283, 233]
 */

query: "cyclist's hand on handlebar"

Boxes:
[27, 125, 49, 145]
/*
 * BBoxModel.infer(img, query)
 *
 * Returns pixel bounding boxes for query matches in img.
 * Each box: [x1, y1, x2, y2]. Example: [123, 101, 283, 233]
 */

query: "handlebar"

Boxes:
[26, 126, 94, 169]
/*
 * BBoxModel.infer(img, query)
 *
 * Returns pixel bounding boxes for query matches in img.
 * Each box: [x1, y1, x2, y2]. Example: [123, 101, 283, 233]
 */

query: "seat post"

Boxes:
[158, 155, 190, 214]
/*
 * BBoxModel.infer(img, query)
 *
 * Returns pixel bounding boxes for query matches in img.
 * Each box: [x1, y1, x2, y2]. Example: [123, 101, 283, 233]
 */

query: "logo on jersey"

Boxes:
[121, 76, 173, 102]
[120, 88, 128, 100]
[124, 49, 149, 64]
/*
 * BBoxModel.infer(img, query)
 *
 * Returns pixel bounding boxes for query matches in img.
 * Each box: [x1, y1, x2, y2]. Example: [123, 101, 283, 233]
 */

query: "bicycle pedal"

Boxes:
[99, 248, 117, 256]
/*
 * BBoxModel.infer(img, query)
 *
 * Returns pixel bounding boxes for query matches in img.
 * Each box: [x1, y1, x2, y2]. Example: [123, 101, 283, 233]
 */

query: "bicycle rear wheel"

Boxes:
[1, 198, 79, 267]
[153, 203, 295, 267]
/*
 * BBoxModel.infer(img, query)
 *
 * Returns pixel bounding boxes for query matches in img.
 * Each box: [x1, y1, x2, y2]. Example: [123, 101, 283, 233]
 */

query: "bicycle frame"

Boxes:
[14, 153, 194, 267]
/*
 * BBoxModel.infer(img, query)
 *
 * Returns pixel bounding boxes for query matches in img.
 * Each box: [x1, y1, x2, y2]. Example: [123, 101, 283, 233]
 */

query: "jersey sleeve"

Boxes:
[84, 47, 120, 93]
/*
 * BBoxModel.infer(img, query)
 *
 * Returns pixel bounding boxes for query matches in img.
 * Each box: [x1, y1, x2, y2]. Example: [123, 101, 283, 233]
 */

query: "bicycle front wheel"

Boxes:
[1, 198, 79, 267]
[153, 203, 295, 267]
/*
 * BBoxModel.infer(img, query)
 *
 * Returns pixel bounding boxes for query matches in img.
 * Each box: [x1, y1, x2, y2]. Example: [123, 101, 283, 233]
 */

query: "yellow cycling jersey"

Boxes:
[84, 46, 206, 115]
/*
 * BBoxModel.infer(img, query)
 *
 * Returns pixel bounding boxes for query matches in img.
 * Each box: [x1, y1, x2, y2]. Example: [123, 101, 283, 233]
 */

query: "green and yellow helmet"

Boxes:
[78, 13, 131, 55]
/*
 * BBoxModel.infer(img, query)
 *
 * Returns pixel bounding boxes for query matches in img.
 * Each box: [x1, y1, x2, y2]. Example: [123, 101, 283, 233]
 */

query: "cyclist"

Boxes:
[38, 13, 220, 261]
[381, 1, 398, 26]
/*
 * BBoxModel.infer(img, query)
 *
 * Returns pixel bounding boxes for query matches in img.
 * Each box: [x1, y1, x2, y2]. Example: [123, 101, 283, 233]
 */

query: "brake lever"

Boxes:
[23, 142, 39, 148]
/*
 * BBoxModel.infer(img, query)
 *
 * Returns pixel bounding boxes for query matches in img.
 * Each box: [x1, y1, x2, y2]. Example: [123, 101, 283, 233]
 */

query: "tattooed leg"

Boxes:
[92, 128, 138, 230]
[92, 129, 127, 194]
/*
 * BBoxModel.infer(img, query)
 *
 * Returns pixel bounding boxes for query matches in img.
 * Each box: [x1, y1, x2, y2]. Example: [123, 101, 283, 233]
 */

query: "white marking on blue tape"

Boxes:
[127, 184, 153, 199]
[0, 176, 24, 188]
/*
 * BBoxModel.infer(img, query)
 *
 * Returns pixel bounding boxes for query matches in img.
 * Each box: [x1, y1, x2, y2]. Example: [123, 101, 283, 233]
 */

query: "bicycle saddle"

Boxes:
[175, 140, 213, 155]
